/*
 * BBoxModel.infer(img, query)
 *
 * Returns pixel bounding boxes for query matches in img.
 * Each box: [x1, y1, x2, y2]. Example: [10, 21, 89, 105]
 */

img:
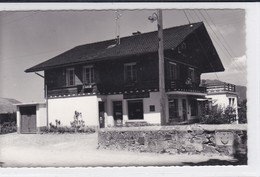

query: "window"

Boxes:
[169, 62, 177, 80]
[83, 66, 94, 84]
[188, 67, 195, 82]
[124, 63, 137, 82]
[149, 105, 155, 112]
[229, 98, 232, 106]
[229, 98, 235, 106]
[181, 42, 187, 50]
[66, 68, 75, 86]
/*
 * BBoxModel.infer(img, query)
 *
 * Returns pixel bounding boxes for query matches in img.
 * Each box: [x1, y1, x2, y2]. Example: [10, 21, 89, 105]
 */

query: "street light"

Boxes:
[148, 13, 158, 23]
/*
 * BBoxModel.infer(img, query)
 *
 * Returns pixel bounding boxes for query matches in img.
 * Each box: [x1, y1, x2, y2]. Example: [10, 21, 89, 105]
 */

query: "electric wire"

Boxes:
[198, 10, 245, 73]
[203, 9, 246, 72]
[192, 10, 244, 73]
[182, 10, 220, 80]
[183, 10, 191, 24]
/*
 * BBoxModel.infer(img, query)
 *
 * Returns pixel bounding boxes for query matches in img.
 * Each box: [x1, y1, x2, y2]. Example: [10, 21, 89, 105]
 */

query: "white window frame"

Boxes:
[124, 62, 137, 82]
[83, 65, 94, 84]
[66, 67, 75, 86]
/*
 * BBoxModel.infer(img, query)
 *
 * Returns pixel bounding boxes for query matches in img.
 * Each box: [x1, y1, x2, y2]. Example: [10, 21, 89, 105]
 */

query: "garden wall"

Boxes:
[98, 124, 247, 156]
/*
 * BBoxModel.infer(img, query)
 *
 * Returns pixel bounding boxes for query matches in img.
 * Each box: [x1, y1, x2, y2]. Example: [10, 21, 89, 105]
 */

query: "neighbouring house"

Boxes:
[0, 97, 20, 124]
[205, 82, 239, 123]
[25, 22, 224, 128]
[16, 102, 47, 134]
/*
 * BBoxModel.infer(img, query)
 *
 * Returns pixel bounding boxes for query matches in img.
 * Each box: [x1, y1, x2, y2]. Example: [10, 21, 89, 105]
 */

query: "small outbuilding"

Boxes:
[0, 97, 20, 124]
[16, 102, 47, 134]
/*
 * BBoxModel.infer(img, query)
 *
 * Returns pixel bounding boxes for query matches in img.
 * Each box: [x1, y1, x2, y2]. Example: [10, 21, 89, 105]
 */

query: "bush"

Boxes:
[200, 106, 236, 124]
[43, 114, 95, 134]
[70, 111, 85, 132]
[0, 122, 17, 134]
[238, 99, 247, 124]
[42, 125, 95, 134]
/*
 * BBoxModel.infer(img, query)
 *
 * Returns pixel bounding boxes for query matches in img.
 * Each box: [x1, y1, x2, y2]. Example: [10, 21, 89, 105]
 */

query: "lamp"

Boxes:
[148, 13, 158, 23]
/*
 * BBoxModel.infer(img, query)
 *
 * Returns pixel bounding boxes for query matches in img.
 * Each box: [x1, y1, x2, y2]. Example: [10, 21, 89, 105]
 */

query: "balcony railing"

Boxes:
[206, 82, 236, 93]
[47, 79, 208, 97]
[165, 80, 206, 93]
[47, 80, 159, 97]
[47, 84, 98, 97]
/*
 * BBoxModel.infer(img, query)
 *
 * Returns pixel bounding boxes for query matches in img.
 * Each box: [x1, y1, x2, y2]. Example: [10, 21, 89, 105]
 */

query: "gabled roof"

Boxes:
[0, 97, 20, 114]
[25, 22, 224, 73]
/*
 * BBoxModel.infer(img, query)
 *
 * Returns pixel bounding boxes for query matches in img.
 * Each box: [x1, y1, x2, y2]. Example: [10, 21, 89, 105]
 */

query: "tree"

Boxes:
[238, 99, 247, 124]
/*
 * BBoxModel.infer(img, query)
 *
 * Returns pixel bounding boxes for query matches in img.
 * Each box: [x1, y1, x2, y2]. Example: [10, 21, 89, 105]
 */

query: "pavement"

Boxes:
[0, 132, 236, 167]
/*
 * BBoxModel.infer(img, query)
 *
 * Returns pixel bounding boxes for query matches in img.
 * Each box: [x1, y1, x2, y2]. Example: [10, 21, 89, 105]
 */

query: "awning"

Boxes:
[196, 98, 209, 101]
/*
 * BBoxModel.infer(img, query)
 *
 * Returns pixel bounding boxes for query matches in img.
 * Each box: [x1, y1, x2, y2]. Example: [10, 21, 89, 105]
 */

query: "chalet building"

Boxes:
[205, 82, 238, 123]
[25, 22, 224, 128]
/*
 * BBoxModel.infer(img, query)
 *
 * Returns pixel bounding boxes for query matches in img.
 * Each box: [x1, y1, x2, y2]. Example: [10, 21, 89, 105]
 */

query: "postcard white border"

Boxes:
[0, 2, 259, 177]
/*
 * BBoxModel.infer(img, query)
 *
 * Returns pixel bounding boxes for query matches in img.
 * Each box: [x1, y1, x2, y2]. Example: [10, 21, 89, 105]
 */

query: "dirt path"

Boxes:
[0, 133, 235, 167]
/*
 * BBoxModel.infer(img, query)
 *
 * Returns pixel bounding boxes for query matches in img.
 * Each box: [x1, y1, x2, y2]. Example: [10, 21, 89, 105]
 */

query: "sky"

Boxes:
[0, 9, 247, 103]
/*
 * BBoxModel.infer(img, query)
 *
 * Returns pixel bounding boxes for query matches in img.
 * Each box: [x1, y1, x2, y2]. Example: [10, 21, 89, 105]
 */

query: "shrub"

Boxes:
[43, 112, 95, 134]
[70, 111, 85, 132]
[0, 122, 17, 134]
[42, 125, 95, 134]
[238, 99, 247, 124]
[200, 106, 236, 124]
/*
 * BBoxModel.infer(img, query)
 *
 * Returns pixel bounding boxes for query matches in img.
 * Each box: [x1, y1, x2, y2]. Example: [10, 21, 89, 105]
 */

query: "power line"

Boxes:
[182, 10, 220, 80]
[193, 10, 245, 73]
[203, 10, 241, 58]
[183, 10, 191, 24]
[198, 10, 245, 73]
[185, 10, 196, 23]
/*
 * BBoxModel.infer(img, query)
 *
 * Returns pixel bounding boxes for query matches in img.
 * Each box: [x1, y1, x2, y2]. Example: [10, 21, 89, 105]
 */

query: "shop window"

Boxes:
[128, 100, 143, 120]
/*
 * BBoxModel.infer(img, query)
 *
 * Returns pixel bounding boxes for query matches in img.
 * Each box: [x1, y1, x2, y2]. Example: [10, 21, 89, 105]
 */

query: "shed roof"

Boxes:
[25, 22, 224, 73]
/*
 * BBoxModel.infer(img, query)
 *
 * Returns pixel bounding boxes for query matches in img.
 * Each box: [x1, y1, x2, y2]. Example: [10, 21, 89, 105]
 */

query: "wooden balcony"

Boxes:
[47, 80, 158, 97]
[47, 84, 98, 97]
[165, 80, 207, 93]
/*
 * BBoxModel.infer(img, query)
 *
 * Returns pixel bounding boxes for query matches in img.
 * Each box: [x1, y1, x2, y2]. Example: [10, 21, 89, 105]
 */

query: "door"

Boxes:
[182, 99, 187, 121]
[128, 100, 144, 120]
[98, 102, 105, 128]
[113, 101, 123, 127]
[20, 106, 37, 133]
[168, 98, 180, 124]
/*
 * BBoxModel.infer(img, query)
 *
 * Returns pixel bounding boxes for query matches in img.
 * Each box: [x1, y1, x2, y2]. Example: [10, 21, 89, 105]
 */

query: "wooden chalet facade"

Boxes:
[26, 22, 224, 128]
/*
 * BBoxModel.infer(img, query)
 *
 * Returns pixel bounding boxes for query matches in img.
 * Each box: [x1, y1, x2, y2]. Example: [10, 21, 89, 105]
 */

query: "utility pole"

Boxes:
[157, 9, 166, 125]
[148, 9, 166, 125]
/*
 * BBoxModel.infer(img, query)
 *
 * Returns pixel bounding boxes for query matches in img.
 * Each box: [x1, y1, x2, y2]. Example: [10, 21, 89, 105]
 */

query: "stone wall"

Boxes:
[98, 124, 247, 156]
